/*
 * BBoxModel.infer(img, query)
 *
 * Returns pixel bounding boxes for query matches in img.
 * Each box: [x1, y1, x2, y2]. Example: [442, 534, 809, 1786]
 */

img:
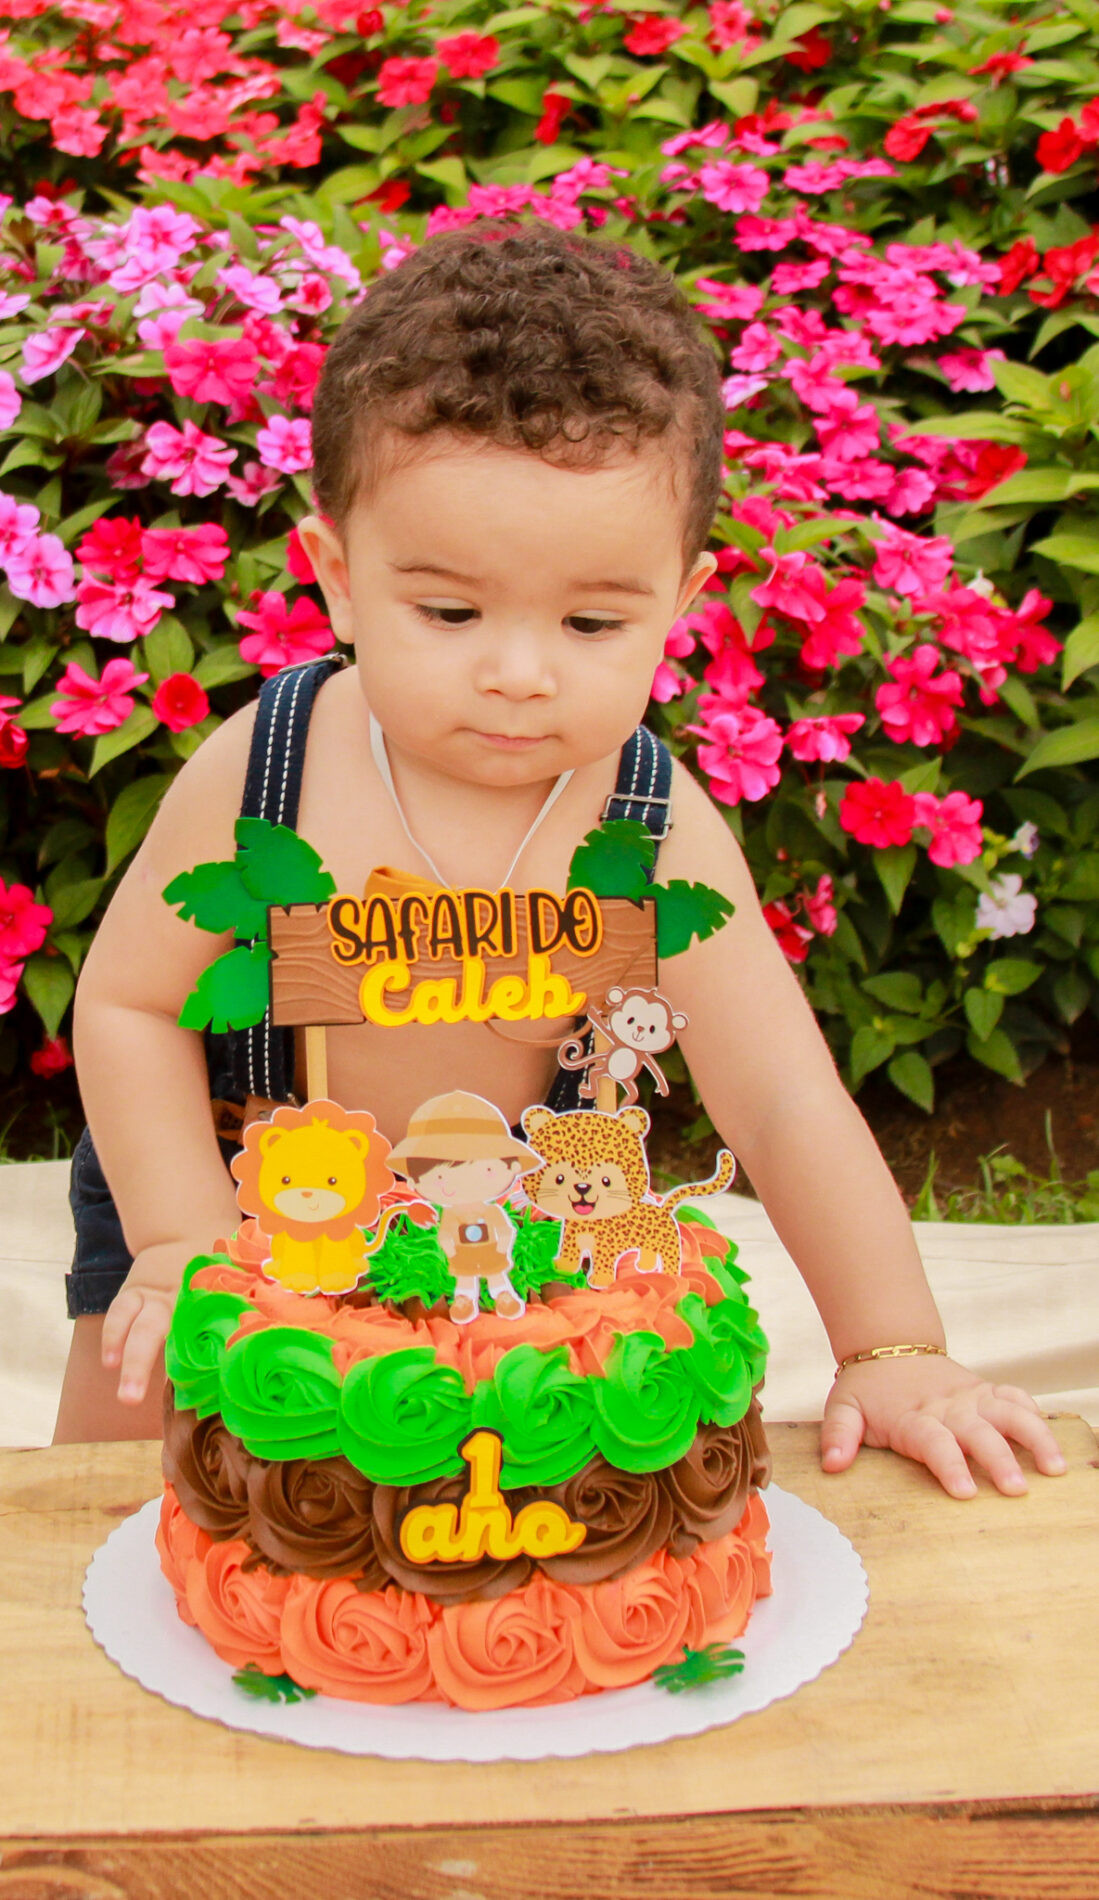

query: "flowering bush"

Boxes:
[0, 0, 1098, 1107]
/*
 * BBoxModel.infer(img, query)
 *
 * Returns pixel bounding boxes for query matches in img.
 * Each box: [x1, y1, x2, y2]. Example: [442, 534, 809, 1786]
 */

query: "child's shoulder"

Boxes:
[661, 753, 758, 906]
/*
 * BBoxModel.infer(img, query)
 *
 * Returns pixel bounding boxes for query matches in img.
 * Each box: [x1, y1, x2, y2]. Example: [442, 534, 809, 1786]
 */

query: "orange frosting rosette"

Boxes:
[156, 1485, 211, 1624]
[279, 1577, 441, 1704]
[683, 1530, 756, 1647]
[448, 1302, 580, 1388]
[740, 1493, 773, 1596]
[184, 1536, 289, 1673]
[428, 1572, 587, 1710]
[566, 1547, 692, 1688]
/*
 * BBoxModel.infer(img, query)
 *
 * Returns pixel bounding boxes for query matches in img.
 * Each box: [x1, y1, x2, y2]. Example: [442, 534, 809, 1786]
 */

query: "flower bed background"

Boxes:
[1, 0, 1099, 1133]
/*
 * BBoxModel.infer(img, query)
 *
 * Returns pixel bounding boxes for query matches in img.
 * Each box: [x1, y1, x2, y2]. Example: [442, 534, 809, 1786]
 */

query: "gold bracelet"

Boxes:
[836, 1342, 947, 1374]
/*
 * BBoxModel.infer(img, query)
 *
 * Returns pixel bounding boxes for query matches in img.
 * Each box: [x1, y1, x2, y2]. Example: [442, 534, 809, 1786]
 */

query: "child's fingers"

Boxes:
[100, 1287, 143, 1367]
[890, 1411, 978, 1499]
[979, 1390, 1067, 1476]
[819, 1394, 866, 1473]
[947, 1415, 1028, 1495]
[116, 1298, 170, 1404]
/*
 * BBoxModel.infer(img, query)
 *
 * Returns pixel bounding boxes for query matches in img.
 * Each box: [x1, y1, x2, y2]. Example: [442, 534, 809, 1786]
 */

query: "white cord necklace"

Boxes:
[369, 713, 574, 888]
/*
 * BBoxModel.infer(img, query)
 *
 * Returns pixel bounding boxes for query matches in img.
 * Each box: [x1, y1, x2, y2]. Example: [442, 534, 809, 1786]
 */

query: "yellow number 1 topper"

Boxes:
[399, 1431, 587, 1565]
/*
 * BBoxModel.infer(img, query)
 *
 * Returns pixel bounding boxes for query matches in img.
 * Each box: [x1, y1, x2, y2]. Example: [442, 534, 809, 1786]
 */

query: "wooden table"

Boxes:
[1, 1420, 1096, 1899]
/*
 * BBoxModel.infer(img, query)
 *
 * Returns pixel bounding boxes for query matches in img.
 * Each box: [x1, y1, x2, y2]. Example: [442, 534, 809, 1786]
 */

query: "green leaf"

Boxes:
[978, 468, 1099, 506]
[963, 987, 1004, 1040]
[654, 878, 735, 960]
[1030, 533, 1099, 576]
[850, 1022, 895, 1086]
[143, 617, 195, 683]
[861, 970, 923, 1014]
[874, 843, 917, 915]
[88, 707, 158, 777]
[887, 1050, 934, 1113]
[965, 1024, 1023, 1083]
[163, 860, 264, 939]
[1052, 966, 1091, 1023]
[1016, 719, 1099, 779]
[47, 877, 103, 930]
[177, 943, 271, 1033]
[567, 819, 653, 899]
[991, 359, 1052, 408]
[1062, 613, 1099, 688]
[105, 775, 173, 875]
[984, 957, 1042, 995]
[234, 817, 336, 909]
[192, 646, 256, 690]
[21, 953, 75, 1038]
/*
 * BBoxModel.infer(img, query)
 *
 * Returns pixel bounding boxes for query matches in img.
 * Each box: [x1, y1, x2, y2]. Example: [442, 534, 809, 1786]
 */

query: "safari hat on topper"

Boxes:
[388, 1090, 541, 1170]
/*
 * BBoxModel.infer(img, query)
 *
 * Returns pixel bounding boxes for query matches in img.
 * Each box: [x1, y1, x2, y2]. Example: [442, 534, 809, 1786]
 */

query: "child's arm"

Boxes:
[659, 765, 1066, 1497]
[72, 712, 256, 1407]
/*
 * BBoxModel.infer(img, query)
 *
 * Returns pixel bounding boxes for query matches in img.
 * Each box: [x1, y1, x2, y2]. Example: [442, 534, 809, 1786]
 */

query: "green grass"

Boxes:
[912, 1114, 1099, 1224]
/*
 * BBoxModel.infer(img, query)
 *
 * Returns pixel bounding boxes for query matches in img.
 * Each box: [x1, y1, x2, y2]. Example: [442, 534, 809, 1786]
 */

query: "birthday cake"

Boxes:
[153, 818, 772, 1710]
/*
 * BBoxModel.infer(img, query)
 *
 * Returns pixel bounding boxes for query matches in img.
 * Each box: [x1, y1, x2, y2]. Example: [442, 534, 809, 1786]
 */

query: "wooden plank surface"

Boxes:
[0, 1420, 1096, 1841]
[2, 1809, 1099, 1900]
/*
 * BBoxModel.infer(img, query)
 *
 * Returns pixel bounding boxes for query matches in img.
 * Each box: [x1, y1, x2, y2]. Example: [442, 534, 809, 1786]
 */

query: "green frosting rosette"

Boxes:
[165, 1287, 250, 1420]
[218, 1327, 342, 1460]
[471, 1344, 597, 1488]
[338, 1346, 472, 1484]
[677, 1290, 769, 1425]
[591, 1331, 701, 1474]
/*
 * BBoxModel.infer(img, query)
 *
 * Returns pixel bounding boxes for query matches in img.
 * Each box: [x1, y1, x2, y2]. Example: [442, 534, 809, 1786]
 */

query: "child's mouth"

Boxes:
[469, 730, 545, 751]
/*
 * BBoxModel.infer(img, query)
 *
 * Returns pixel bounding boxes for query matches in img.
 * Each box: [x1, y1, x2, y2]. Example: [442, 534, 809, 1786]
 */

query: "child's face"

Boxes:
[300, 434, 715, 786]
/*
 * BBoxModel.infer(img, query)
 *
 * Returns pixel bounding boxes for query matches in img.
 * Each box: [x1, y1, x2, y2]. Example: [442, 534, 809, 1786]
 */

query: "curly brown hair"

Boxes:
[311, 220, 725, 564]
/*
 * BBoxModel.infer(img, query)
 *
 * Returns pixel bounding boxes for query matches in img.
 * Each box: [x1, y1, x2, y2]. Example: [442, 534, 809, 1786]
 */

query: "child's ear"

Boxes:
[675, 550, 718, 619]
[295, 514, 354, 644]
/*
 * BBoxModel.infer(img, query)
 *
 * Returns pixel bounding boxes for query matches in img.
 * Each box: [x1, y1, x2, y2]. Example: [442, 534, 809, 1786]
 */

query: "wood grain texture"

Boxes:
[267, 899, 657, 1027]
[2, 1809, 1098, 1900]
[1, 1421, 1096, 1840]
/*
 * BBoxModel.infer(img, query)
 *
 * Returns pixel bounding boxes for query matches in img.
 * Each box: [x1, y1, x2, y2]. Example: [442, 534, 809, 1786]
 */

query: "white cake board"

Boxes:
[83, 1485, 867, 1761]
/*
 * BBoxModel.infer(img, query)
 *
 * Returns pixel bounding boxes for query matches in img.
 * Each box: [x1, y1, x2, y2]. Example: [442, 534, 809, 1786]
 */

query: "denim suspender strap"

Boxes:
[544, 724, 673, 1114]
[227, 656, 344, 1105]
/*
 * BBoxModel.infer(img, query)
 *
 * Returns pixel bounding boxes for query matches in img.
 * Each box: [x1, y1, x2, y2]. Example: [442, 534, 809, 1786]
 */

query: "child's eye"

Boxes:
[567, 615, 624, 637]
[413, 603, 478, 627]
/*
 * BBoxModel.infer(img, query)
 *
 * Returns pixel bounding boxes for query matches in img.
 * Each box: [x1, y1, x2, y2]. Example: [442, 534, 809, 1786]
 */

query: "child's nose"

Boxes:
[475, 628, 555, 700]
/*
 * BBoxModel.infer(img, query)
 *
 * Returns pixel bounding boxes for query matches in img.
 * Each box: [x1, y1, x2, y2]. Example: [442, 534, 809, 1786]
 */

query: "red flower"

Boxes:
[0, 879, 52, 961]
[784, 26, 831, 71]
[237, 592, 335, 677]
[623, 14, 685, 56]
[30, 1034, 72, 1078]
[376, 56, 438, 107]
[1036, 118, 1085, 174]
[763, 900, 813, 963]
[968, 50, 1032, 81]
[998, 237, 1039, 295]
[262, 341, 326, 413]
[436, 32, 500, 78]
[77, 515, 144, 581]
[164, 337, 258, 407]
[286, 526, 317, 584]
[535, 89, 571, 145]
[839, 778, 917, 850]
[0, 713, 27, 768]
[884, 116, 933, 162]
[963, 444, 1027, 500]
[365, 180, 411, 212]
[152, 673, 210, 733]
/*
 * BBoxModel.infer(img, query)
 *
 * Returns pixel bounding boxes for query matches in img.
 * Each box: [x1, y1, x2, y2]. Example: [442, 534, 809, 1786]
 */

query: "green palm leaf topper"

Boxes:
[163, 818, 335, 1033]
[566, 820, 733, 959]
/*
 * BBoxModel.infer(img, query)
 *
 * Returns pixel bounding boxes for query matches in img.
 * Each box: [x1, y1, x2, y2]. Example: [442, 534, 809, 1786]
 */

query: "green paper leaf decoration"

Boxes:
[232, 1665, 316, 1704]
[566, 819, 653, 899]
[234, 816, 336, 910]
[653, 1643, 745, 1694]
[177, 942, 271, 1033]
[654, 878, 735, 960]
[164, 860, 265, 940]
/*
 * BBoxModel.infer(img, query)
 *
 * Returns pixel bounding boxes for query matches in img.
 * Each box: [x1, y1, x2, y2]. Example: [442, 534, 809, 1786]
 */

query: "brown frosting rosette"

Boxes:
[539, 1457, 674, 1584]
[371, 1475, 533, 1604]
[162, 1394, 253, 1541]
[245, 1456, 388, 1588]
[657, 1415, 755, 1559]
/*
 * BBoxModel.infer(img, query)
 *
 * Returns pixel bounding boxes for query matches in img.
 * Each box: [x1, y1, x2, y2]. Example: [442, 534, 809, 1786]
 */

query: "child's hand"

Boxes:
[101, 1241, 188, 1405]
[821, 1355, 1067, 1498]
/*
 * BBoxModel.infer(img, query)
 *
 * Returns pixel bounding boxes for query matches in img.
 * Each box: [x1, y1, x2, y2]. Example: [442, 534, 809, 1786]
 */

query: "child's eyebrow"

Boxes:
[389, 559, 655, 598]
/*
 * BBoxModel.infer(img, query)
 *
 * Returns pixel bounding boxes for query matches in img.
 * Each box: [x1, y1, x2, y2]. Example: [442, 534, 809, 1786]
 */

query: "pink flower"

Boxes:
[0, 493, 40, 566]
[51, 105, 106, 157]
[786, 712, 865, 762]
[752, 550, 828, 624]
[262, 342, 325, 414]
[236, 592, 335, 676]
[436, 31, 500, 76]
[771, 259, 830, 294]
[21, 327, 83, 385]
[804, 874, 838, 935]
[871, 522, 954, 597]
[141, 419, 236, 496]
[77, 515, 144, 581]
[4, 533, 76, 608]
[730, 323, 780, 373]
[216, 265, 283, 315]
[763, 898, 813, 963]
[912, 788, 983, 867]
[226, 460, 283, 505]
[286, 526, 316, 584]
[75, 573, 174, 643]
[376, 56, 438, 106]
[690, 705, 784, 805]
[256, 414, 313, 472]
[164, 336, 258, 406]
[51, 657, 149, 737]
[0, 372, 21, 431]
[135, 281, 204, 350]
[937, 347, 1004, 393]
[0, 959, 20, 1014]
[698, 161, 770, 214]
[152, 672, 210, 732]
[141, 524, 230, 586]
[799, 578, 867, 669]
[976, 873, 1036, 938]
[650, 660, 685, 702]
[692, 279, 764, 321]
[839, 777, 916, 849]
[30, 1033, 73, 1077]
[0, 878, 51, 961]
[876, 644, 964, 746]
